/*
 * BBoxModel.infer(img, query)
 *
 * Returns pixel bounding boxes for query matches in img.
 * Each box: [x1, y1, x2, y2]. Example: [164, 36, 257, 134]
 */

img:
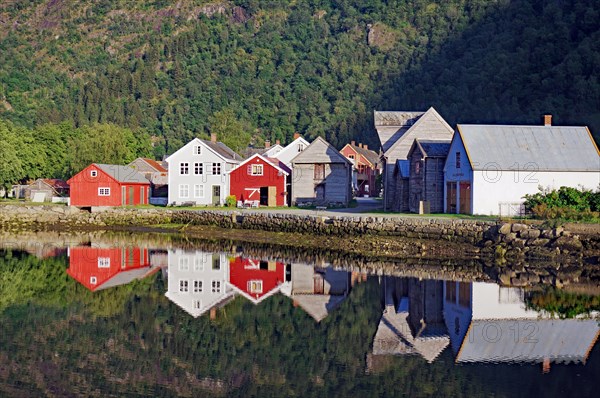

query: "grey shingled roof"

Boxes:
[458, 125, 600, 171]
[96, 164, 149, 183]
[458, 319, 599, 364]
[416, 140, 451, 158]
[201, 139, 243, 162]
[291, 136, 352, 165]
[374, 111, 426, 152]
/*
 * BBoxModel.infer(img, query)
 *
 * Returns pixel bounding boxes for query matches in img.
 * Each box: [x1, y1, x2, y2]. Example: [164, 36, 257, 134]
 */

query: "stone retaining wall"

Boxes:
[0, 205, 598, 261]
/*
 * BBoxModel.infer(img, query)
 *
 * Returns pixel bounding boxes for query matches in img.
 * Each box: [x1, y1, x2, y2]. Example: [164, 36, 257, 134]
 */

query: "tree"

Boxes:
[208, 108, 253, 153]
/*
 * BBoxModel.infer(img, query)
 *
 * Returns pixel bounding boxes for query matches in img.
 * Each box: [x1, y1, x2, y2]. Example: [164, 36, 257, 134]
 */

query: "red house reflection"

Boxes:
[67, 246, 153, 291]
[228, 257, 287, 304]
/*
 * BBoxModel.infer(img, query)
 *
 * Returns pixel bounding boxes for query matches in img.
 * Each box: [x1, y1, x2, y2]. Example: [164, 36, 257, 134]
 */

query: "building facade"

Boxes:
[340, 141, 381, 197]
[228, 154, 290, 206]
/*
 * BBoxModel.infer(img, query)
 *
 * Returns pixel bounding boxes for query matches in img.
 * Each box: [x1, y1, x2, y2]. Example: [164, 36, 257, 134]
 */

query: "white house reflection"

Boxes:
[164, 250, 359, 322]
[444, 281, 600, 367]
[370, 277, 600, 369]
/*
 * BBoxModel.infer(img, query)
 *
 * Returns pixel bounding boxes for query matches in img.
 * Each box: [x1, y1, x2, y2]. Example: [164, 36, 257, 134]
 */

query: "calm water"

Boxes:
[0, 233, 598, 397]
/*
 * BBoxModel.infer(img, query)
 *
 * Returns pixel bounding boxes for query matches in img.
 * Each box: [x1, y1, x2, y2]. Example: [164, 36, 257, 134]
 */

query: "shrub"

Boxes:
[225, 195, 237, 207]
[523, 186, 600, 221]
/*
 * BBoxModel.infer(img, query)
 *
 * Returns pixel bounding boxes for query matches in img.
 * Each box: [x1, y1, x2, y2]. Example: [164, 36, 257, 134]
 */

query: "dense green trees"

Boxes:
[0, 118, 152, 188]
[0, 0, 598, 159]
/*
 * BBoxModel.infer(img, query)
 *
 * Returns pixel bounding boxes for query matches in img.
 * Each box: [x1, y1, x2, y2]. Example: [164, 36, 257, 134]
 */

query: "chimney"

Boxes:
[265, 140, 271, 149]
[542, 358, 551, 374]
[351, 140, 356, 146]
[364, 144, 368, 150]
[275, 139, 280, 145]
[543, 114, 552, 126]
[294, 132, 301, 140]
[210, 133, 217, 143]
[210, 307, 216, 320]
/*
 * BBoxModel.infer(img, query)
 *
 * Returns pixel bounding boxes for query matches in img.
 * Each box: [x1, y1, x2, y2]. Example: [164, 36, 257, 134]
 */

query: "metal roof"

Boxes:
[416, 140, 451, 158]
[291, 136, 352, 165]
[201, 139, 243, 162]
[458, 319, 600, 364]
[458, 125, 600, 171]
[395, 160, 410, 178]
[96, 164, 149, 183]
[348, 143, 380, 166]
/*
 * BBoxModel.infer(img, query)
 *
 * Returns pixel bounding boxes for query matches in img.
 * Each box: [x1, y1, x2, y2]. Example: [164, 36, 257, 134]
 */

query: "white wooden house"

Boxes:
[375, 107, 454, 212]
[444, 117, 600, 215]
[166, 135, 242, 206]
[272, 133, 311, 166]
[165, 249, 234, 318]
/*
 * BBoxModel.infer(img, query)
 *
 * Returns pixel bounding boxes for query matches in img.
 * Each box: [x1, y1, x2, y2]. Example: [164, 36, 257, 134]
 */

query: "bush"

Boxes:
[523, 186, 600, 221]
[225, 195, 237, 207]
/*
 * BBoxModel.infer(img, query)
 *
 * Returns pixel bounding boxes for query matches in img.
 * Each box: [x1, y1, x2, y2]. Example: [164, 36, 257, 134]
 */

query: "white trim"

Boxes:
[179, 184, 189, 198]
[194, 184, 205, 198]
[179, 162, 190, 175]
[229, 153, 289, 176]
[193, 145, 202, 155]
[90, 170, 98, 177]
[98, 187, 110, 196]
[98, 257, 110, 268]
[179, 279, 189, 293]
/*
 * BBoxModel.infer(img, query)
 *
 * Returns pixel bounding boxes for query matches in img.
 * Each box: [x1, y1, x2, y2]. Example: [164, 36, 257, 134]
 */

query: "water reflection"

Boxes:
[163, 249, 358, 322]
[371, 275, 600, 369]
[67, 246, 158, 291]
[444, 281, 600, 367]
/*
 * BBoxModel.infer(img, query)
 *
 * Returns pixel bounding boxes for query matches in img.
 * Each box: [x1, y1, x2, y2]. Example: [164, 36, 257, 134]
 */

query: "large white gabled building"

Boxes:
[444, 116, 600, 216]
[166, 135, 242, 206]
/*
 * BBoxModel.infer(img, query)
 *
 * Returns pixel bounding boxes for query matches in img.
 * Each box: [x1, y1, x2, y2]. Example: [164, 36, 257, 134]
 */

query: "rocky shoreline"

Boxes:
[0, 204, 598, 266]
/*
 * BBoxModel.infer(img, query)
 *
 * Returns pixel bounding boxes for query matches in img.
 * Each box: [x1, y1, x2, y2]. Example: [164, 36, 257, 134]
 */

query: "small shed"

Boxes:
[25, 178, 70, 202]
[407, 139, 451, 213]
[290, 137, 353, 206]
[67, 163, 151, 208]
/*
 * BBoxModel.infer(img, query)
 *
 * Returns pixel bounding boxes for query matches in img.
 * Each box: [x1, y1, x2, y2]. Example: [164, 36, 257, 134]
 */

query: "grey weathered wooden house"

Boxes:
[374, 107, 454, 212]
[407, 139, 451, 213]
[290, 137, 352, 206]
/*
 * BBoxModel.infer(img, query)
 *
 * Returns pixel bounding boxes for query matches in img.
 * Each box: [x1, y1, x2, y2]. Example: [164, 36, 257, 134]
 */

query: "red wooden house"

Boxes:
[228, 256, 288, 304]
[340, 142, 381, 197]
[67, 246, 153, 291]
[68, 163, 151, 207]
[228, 154, 290, 207]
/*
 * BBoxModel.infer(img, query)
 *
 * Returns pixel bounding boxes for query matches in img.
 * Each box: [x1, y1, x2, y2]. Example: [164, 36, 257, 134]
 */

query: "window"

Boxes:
[212, 255, 221, 270]
[179, 257, 189, 271]
[98, 257, 110, 268]
[455, 152, 461, 169]
[415, 161, 421, 175]
[179, 184, 189, 198]
[193, 145, 202, 155]
[193, 300, 202, 309]
[212, 280, 221, 293]
[348, 154, 355, 160]
[90, 276, 97, 285]
[194, 162, 203, 175]
[90, 170, 98, 177]
[212, 163, 221, 175]
[179, 280, 189, 293]
[248, 164, 263, 176]
[248, 280, 263, 294]
[193, 280, 203, 293]
[98, 187, 110, 196]
[194, 184, 204, 198]
[298, 144, 304, 152]
[314, 164, 325, 180]
[180, 162, 189, 175]
[194, 257, 204, 271]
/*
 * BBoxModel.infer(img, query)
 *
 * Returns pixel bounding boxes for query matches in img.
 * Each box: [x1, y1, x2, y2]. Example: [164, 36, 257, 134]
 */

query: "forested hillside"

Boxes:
[1, 0, 598, 164]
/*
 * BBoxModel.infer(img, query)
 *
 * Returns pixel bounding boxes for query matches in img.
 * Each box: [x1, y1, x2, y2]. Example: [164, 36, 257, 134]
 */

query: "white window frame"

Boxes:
[211, 280, 221, 293]
[248, 164, 263, 176]
[193, 280, 203, 293]
[90, 170, 98, 177]
[193, 145, 202, 155]
[98, 187, 110, 196]
[179, 184, 189, 198]
[193, 300, 202, 309]
[179, 279, 189, 293]
[194, 162, 203, 175]
[180, 162, 189, 175]
[248, 280, 263, 294]
[194, 256, 204, 271]
[194, 184, 204, 198]
[211, 163, 221, 175]
[179, 257, 189, 271]
[90, 276, 97, 285]
[98, 257, 110, 268]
